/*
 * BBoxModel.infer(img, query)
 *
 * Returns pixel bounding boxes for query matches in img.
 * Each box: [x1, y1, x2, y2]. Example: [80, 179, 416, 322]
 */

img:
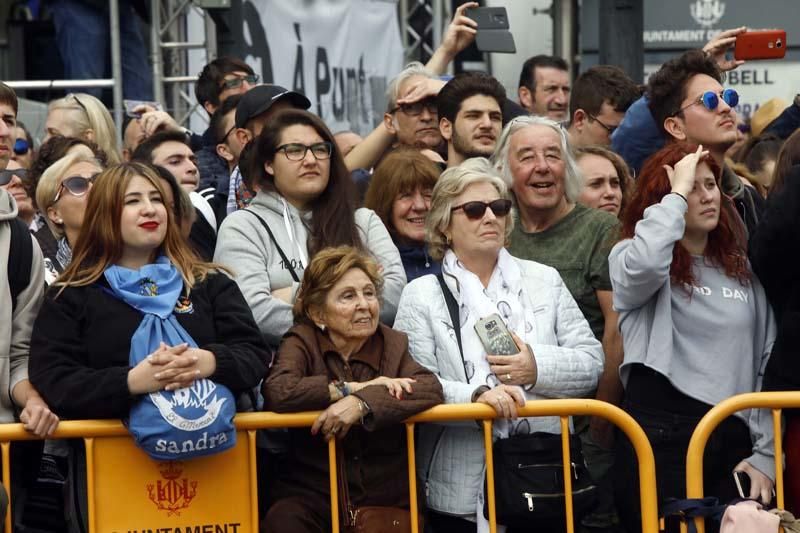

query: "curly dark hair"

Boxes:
[646, 49, 722, 137]
[437, 72, 506, 125]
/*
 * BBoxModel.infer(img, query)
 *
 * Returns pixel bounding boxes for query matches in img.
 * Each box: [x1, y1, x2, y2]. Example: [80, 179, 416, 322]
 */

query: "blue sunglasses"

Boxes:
[675, 89, 739, 115]
[13, 138, 29, 155]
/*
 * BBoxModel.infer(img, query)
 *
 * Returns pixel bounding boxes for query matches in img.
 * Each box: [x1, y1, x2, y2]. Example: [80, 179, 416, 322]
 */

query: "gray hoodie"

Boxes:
[0, 189, 45, 422]
[214, 191, 406, 346]
[609, 193, 776, 479]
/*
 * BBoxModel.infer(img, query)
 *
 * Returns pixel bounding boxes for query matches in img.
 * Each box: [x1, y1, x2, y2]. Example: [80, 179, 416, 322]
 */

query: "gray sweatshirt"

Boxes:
[214, 191, 406, 346]
[609, 193, 776, 479]
[0, 190, 45, 422]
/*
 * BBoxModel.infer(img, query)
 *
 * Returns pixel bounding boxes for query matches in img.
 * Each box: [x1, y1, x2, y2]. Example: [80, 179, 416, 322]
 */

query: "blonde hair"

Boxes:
[36, 151, 103, 239]
[48, 93, 121, 164]
[426, 157, 513, 261]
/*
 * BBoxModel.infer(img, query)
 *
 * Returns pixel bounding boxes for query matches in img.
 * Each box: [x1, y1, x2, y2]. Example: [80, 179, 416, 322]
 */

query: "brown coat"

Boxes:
[263, 321, 443, 507]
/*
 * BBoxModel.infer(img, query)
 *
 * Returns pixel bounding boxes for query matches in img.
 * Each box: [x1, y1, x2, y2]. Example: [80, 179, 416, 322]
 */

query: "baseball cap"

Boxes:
[235, 85, 311, 129]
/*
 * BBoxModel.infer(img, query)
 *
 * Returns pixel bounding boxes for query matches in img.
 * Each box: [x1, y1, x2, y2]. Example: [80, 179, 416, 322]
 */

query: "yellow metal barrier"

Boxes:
[0, 399, 659, 533]
[684, 391, 800, 533]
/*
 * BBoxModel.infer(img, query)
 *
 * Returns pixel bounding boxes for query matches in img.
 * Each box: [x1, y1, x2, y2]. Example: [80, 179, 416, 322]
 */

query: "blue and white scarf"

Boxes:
[104, 257, 236, 460]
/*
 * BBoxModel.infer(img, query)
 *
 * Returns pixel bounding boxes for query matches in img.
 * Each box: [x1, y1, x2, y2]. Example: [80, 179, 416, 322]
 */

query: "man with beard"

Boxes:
[437, 72, 505, 168]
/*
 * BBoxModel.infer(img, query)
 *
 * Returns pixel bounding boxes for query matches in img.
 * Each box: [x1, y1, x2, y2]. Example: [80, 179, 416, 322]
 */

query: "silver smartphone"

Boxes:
[474, 313, 519, 355]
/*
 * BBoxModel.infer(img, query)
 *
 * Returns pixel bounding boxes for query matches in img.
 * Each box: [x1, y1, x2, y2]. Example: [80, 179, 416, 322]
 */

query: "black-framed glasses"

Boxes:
[277, 142, 333, 161]
[220, 124, 237, 144]
[390, 98, 438, 116]
[0, 168, 27, 186]
[53, 174, 98, 203]
[588, 114, 617, 135]
[451, 199, 512, 220]
[674, 88, 739, 116]
[13, 138, 30, 155]
[221, 74, 259, 90]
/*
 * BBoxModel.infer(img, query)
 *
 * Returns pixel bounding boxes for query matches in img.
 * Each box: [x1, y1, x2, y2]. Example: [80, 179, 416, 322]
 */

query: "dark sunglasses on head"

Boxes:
[13, 138, 30, 155]
[391, 98, 438, 117]
[53, 174, 98, 203]
[675, 88, 739, 116]
[221, 74, 260, 90]
[451, 199, 512, 220]
[0, 168, 27, 186]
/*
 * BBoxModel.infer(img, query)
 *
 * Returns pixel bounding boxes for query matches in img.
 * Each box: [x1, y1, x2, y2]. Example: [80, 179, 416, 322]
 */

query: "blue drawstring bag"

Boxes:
[105, 259, 236, 461]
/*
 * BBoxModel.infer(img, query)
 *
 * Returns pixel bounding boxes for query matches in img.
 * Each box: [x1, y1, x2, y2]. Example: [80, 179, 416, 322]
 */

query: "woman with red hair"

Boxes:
[609, 143, 776, 532]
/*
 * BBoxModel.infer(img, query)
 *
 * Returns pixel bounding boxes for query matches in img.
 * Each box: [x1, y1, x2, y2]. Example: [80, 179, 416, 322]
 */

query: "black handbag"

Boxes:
[484, 432, 598, 528]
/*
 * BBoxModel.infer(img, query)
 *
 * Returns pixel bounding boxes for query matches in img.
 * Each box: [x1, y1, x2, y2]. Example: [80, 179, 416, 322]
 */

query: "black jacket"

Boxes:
[749, 164, 800, 391]
[29, 272, 269, 420]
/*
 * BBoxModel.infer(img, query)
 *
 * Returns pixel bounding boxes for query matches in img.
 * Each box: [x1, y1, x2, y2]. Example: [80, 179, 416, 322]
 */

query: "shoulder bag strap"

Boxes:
[242, 209, 300, 283]
[436, 273, 471, 382]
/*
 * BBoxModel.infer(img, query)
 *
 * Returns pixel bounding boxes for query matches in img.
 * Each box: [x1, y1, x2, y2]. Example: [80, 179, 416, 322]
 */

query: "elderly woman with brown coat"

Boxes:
[262, 246, 443, 533]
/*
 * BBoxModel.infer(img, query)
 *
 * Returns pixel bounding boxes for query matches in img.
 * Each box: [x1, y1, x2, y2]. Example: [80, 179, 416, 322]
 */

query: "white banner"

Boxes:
[243, 0, 404, 135]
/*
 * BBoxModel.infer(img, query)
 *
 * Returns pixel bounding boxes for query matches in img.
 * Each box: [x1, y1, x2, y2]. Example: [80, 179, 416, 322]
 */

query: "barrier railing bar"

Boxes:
[483, 419, 497, 533]
[774, 409, 785, 510]
[406, 422, 420, 533]
[685, 392, 800, 533]
[1, 442, 9, 533]
[248, 430, 259, 531]
[0, 400, 659, 533]
[3, 80, 115, 90]
[328, 439, 339, 533]
[86, 438, 96, 533]
[561, 416, 575, 533]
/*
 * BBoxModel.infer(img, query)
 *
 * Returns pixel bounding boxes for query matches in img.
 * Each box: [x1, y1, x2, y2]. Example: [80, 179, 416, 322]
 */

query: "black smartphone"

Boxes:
[465, 7, 517, 54]
[733, 471, 751, 499]
[465, 7, 509, 29]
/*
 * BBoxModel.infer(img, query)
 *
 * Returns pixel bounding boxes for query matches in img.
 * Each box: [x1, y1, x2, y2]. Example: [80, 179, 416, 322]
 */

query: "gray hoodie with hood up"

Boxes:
[214, 191, 406, 346]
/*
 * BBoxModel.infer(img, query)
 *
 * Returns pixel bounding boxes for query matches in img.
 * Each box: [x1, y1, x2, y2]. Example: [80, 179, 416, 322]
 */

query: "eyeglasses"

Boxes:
[588, 114, 617, 135]
[53, 174, 98, 203]
[277, 142, 333, 161]
[675, 89, 739, 116]
[13, 138, 30, 155]
[450, 199, 512, 220]
[0, 169, 27, 186]
[390, 98, 438, 116]
[220, 74, 259, 90]
[220, 124, 237, 144]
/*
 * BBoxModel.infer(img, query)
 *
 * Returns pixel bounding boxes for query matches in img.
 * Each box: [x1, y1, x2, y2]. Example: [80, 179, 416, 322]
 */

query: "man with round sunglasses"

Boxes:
[647, 48, 764, 237]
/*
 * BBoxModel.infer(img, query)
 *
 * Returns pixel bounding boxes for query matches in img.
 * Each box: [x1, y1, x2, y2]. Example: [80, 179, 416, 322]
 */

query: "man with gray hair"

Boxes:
[383, 61, 444, 150]
[492, 115, 622, 528]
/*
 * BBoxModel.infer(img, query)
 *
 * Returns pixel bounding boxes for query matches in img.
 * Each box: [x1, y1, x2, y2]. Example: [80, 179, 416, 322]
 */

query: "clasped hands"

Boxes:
[312, 376, 417, 441]
[127, 342, 216, 395]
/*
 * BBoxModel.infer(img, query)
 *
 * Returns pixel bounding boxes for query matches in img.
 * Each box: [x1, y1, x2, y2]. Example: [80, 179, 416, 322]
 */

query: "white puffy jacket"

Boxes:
[394, 257, 603, 516]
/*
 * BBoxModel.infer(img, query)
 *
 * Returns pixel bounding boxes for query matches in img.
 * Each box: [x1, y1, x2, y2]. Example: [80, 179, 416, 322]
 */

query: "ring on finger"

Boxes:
[506, 373, 512, 381]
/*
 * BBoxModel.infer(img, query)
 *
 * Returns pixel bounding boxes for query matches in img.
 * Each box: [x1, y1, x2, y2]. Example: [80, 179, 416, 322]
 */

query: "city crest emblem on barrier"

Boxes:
[147, 462, 198, 516]
[690, 0, 725, 28]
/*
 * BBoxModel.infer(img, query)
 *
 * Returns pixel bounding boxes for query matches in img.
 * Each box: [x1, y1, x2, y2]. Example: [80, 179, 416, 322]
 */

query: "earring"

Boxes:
[56, 218, 64, 224]
[315, 323, 326, 331]
[444, 234, 451, 245]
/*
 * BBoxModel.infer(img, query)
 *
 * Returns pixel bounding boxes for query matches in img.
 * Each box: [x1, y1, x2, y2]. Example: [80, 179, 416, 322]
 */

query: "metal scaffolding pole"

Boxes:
[109, 0, 123, 145]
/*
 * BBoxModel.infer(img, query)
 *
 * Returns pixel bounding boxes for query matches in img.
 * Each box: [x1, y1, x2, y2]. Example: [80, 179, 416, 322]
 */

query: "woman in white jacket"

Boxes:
[394, 158, 603, 532]
[214, 109, 405, 346]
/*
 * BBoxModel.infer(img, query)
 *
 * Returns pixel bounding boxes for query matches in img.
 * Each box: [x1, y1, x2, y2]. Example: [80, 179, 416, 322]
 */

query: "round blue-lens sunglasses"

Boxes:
[675, 88, 739, 116]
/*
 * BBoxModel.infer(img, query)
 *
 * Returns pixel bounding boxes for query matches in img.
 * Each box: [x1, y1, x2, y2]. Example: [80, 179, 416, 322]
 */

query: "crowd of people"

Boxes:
[2, 4, 800, 533]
